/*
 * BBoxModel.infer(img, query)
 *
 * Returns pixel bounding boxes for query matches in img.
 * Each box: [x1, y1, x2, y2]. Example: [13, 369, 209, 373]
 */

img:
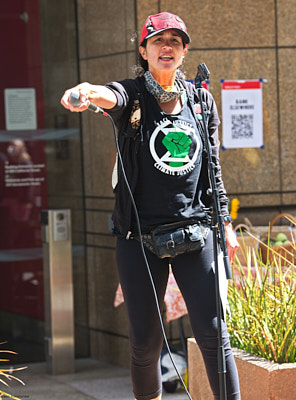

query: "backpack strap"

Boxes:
[119, 78, 144, 139]
[111, 78, 143, 189]
[124, 93, 142, 138]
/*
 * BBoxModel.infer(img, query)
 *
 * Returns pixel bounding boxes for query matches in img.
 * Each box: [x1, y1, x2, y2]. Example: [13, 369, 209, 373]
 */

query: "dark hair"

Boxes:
[133, 39, 187, 79]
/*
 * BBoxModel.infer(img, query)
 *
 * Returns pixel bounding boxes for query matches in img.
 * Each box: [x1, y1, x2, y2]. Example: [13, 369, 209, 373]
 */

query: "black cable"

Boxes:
[68, 90, 192, 398]
[106, 113, 192, 399]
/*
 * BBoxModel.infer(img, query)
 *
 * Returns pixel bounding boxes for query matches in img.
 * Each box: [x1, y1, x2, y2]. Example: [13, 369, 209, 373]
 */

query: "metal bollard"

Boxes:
[41, 209, 75, 374]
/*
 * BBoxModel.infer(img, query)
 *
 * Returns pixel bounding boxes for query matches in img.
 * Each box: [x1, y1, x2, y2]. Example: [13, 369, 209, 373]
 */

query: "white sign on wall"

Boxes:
[4, 88, 37, 130]
[221, 80, 263, 149]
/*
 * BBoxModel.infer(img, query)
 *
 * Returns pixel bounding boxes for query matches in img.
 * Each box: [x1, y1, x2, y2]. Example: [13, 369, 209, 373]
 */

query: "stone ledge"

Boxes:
[188, 338, 296, 400]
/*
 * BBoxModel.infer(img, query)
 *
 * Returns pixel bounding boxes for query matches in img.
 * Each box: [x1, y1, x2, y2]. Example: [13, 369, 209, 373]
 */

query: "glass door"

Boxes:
[0, 0, 88, 363]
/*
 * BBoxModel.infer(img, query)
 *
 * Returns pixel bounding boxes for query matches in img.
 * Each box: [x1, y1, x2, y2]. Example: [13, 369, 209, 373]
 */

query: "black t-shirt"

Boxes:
[133, 95, 205, 232]
[105, 77, 228, 237]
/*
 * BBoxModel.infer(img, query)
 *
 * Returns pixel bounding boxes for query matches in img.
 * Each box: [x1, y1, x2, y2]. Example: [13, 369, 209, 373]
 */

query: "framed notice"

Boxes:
[221, 80, 263, 149]
[4, 88, 37, 130]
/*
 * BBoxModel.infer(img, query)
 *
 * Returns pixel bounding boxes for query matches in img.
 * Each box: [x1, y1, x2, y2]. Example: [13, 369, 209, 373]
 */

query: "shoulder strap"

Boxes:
[120, 78, 143, 139]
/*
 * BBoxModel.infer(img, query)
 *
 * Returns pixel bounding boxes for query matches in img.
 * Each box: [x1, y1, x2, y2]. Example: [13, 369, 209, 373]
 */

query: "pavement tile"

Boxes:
[1, 359, 188, 400]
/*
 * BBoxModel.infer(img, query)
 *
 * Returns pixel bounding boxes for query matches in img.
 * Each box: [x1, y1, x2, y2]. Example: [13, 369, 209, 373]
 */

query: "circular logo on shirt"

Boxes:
[149, 118, 200, 176]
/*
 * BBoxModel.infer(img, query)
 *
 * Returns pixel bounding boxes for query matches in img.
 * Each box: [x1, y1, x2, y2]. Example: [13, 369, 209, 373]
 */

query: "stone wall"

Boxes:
[76, 0, 296, 366]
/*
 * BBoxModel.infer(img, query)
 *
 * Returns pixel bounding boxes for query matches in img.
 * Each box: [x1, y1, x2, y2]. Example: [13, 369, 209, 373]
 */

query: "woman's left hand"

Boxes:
[224, 222, 239, 264]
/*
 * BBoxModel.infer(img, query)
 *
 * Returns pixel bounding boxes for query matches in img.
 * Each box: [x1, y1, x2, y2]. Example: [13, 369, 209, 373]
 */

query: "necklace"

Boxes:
[161, 85, 174, 91]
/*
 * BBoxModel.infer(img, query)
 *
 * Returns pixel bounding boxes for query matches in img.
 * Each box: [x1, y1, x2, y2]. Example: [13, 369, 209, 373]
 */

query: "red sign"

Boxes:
[221, 80, 262, 90]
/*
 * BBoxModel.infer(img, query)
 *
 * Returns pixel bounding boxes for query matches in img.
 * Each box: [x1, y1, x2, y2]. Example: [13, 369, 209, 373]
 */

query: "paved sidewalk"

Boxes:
[2, 358, 189, 400]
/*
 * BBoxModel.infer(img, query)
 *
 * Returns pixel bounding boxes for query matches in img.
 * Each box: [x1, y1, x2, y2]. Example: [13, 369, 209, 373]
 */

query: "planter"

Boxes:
[187, 338, 296, 400]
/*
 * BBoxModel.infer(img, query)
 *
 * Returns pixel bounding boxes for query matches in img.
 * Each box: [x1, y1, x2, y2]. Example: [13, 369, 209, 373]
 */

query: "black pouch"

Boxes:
[139, 221, 210, 259]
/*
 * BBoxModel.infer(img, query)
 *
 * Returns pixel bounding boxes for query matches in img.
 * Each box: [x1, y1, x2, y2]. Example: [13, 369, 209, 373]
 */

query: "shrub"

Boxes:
[227, 233, 296, 364]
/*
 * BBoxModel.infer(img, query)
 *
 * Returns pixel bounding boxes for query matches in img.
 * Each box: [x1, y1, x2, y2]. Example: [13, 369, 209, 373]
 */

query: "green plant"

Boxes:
[227, 232, 296, 364]
[0, 342, 26, 400]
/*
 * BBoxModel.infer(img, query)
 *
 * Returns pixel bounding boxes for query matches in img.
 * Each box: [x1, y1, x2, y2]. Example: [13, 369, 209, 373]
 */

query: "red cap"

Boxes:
[140, 12, 191, 46]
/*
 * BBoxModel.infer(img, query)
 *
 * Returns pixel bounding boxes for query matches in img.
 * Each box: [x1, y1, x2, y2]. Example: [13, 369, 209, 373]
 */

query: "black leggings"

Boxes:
[116, 234, 241, 400]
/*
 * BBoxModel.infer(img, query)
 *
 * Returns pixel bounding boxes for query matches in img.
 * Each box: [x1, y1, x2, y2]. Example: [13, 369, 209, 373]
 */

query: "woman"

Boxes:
[61, 11, 241, 400]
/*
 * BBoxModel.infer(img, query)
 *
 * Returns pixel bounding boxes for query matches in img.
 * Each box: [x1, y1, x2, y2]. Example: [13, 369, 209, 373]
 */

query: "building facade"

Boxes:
[0, 0, 295, 367]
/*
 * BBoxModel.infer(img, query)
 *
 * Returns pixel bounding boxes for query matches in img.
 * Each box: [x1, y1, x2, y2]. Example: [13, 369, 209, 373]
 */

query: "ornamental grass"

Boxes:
[0, 343, 26, 400]
[227, 231, 296, 364]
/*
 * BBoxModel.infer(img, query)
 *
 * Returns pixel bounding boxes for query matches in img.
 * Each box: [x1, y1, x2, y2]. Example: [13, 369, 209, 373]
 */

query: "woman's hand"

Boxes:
[224, 222, 239, 264]
[60, 82, 91, 112]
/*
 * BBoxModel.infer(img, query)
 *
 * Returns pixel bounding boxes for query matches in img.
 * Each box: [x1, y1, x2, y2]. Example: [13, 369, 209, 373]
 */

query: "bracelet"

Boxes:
[223, 215, 233, 223]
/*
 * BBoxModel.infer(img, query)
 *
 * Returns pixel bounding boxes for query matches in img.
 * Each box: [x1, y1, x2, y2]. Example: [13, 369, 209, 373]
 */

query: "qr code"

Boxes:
[231, 114, 253, 139]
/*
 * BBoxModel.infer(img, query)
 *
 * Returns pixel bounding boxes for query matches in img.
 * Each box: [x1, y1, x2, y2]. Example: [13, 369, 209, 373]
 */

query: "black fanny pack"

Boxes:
[136, 220, 210, 259]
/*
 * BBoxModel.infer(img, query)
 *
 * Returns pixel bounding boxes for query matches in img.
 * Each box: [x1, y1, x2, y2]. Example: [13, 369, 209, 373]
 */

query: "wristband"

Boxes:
[223, 215, 233, 223]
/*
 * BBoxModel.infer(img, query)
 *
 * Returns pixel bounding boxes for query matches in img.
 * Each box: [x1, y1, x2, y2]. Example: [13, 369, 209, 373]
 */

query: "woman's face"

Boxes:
[139, 30, 187, 77]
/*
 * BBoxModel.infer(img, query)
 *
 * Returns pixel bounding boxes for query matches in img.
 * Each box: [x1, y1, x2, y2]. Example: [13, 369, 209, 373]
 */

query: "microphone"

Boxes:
[69, 90, 107, 115]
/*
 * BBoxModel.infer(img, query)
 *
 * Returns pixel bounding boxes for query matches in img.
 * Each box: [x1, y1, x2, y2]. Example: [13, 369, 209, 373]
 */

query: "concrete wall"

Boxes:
[76, 0, 296, 366]
[77, 0, 137, 367]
